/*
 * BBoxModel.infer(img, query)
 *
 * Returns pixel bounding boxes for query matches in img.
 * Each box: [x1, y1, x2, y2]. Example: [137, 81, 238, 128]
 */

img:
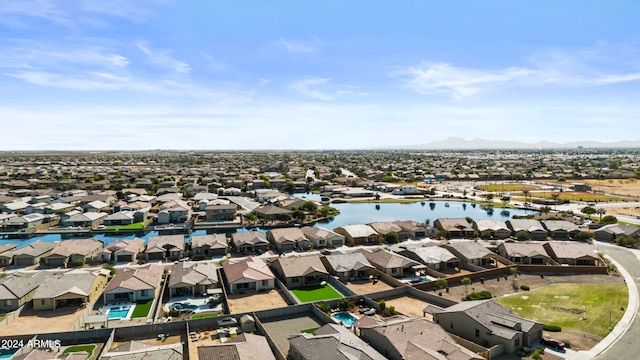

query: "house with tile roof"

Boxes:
[430, 299, 543, 356]
[368, 222, 409, 240]
[333, 224, 379, 246]
[97, 238, 145, 263]
[231, 231, 271, 254]
[269, 254, 329, 289]
[506, 219, 548, 240]
[543, 242, 601, 266]
[198, 333, 275, 360]
[354, 248, 419, 278]
[288, 323, 387, 360]
[267, 227, 310, 251]
[542, 220, 581, 240]
[474, 219, 512, 239]
[0, 244, 17, 267]
[395, 245, 460, 271]
[222, 256, 275, 294]
[33, 268, 110, 311]
[434, 218, 476, 238]
[11, 240, 57, 266]
[103, 263, 164, 304]
[300, 226, 345, 248]
[0, 271, 50, 312]
[594, 224, 640, 242]
[394, 220, 433, 239]
[191, 234, 229, 258]
[358, 316, 485, 360]
[60, 211, 108, 228]
[157, 199, 191, 224]
[321, 252, 375, 281]
[496, 242, 551, 265]
[442, 242, 494, 267]
[145, 235, 185, 261]
[168, 261, 218, 298]
[43, 238, 104, 267]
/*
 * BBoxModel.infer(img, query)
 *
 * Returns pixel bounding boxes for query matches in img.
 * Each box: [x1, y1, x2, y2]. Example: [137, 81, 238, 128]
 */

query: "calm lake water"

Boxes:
[0, 199, 536, 246]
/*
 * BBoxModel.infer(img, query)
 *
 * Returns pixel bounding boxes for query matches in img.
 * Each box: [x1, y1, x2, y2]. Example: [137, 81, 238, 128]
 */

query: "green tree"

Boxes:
[596, 208, 607, 222]
[300, 201, 318, 212]
[484, 193, 494, 202]
[500, 195, 511, 208]
[539, 206, 552, 214]
[581, 206, 596, 216]
[384, 232, 400, 244]
[436, 278, 448, 290]
[515, 231, 531, 241]
[277, 213, 292, 222]
[601, 215, 618, 225]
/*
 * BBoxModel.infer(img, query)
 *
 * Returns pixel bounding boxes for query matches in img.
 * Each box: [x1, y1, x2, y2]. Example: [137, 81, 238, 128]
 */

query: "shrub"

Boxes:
[543, 324, 562, 332]
[378, 300, 386, 312]
[317, 303, 331, 314]
[515, 231, 530, 241]
[388, 306, 397, 316]
[531, 348, 544, 360]
[520, 285, 530, 291]
[467, 291, 492, 300]
[575, 231, 592, 241]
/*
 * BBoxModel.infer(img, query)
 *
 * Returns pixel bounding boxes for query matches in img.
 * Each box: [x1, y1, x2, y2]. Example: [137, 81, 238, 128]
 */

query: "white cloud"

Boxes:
[290, 77, 351, 101]
[393, 49, 640, 99]
[136, 41, 191, 74]
[275, 38, 318, 54]
[0, 0, 154, 29]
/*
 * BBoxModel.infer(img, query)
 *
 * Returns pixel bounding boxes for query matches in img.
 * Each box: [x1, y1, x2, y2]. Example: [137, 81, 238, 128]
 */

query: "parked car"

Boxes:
[541, 338, 566, 350]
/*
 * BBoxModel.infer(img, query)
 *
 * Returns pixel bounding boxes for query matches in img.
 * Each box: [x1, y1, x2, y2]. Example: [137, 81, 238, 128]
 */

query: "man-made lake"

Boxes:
[0, 200, 535, 247]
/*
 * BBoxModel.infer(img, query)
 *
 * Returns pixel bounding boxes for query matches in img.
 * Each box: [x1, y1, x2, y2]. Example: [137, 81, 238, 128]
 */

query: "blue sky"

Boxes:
[1, 1, 639, 150]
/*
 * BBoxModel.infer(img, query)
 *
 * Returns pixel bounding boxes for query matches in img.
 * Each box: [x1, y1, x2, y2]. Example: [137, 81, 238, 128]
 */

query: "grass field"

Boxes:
[476, 184, 541, 192]
[533, 191, 630, 202]
[131, 299, 153, 318]
[498, 283, 627, 337]
[292, 285, 343, 303]
[191, 313, 218, 320]
[62, 345, 95, 356]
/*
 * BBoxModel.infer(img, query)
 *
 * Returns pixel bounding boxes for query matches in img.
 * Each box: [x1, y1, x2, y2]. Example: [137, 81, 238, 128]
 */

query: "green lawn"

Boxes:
[62, 345, 95, 357]
[191, 312, 218, 320]
[300, 327, 319, 334]
[99, 222, 147, 231]
[292, 285, 343, 303]
[498, 283, 627, 337]
[477, 184, 541, 192]
[131, 299, 153, 318]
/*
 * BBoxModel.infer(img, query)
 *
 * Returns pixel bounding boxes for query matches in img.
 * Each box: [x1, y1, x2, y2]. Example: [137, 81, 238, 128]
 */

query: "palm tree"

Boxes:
[551, 193, 560, 210]
[522, 189, 530, 204]
[596, 208, 607, 222]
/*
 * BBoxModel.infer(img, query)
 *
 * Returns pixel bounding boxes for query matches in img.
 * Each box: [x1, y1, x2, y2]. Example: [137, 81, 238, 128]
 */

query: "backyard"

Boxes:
[62, 345, 96, 357]
[131, 299, 153, 318]
[291, 284, 343, 303]
[498, 283, 627, 337]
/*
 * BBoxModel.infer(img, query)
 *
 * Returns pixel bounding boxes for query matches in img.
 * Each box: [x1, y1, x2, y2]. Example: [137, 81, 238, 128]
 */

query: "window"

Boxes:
[261, 280, 269, 286]
[391, 268, 398, 274]
[292, 277, 299, 283]
[515, 337, 520, 347]
[5, 300, 11, 306]
[475, 329, 480, 337]
[140, 290, 149, 297]
[41, 299, 46, 306]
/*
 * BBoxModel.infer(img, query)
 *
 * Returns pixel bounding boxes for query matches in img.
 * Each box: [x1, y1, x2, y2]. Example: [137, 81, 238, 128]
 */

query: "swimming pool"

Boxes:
[107, 305, 134, 320]
[332, 311, 358, 327]
[172, 302, 199, 312]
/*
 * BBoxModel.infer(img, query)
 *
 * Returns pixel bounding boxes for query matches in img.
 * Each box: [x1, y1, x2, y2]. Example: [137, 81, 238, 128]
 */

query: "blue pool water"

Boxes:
[333, 311, 358, 327]
[172, 302, 199, 311]
[107, 305, 132, 320]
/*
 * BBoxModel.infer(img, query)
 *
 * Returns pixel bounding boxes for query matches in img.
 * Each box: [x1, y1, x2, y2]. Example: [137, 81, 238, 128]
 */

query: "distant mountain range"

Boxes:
[383, 137, 640, 150]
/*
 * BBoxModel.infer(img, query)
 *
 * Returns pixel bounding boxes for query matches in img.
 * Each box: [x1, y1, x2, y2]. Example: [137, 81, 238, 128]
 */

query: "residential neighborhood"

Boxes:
[0, 150, 638, 359]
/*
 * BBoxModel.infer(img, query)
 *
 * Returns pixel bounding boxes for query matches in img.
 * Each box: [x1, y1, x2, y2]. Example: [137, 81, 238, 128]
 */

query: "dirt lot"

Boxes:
[429, 272, 624, 351]
[0, 307, 85, 336]
[346, 279, 394, 295]
[382, 296, 434, 318]
[227, 289, 289, 314]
